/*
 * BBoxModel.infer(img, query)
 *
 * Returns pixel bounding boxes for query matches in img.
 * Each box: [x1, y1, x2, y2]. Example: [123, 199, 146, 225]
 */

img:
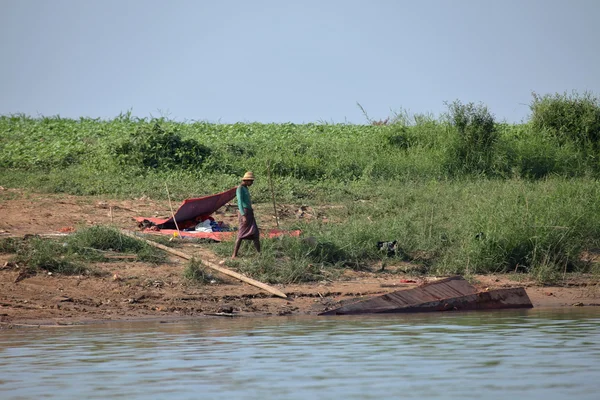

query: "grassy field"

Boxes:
[2, 93, 600, 283]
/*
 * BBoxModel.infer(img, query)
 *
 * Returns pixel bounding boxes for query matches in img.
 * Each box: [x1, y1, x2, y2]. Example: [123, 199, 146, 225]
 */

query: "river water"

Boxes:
[1, 308, 599, 399]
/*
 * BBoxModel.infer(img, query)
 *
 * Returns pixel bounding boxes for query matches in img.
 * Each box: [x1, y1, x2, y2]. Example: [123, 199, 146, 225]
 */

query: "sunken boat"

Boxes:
[319, 276, 533, 316]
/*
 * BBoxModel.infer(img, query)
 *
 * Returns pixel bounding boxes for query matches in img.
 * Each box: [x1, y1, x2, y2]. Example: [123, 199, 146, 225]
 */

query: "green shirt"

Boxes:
[236, 185, 252, 215]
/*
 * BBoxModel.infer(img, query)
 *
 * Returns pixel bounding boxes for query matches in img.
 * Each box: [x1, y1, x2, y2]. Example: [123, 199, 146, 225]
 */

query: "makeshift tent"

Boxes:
[134, 187, 300, 241]
[141, 187, 237, 230]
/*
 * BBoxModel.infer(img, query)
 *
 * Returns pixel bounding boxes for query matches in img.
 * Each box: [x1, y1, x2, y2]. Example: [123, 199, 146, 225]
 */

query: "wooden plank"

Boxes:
[121, 230, 287, 299]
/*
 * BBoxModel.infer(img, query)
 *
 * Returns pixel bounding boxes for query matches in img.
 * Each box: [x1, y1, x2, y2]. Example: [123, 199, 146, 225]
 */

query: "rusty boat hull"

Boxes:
[319, 276, 533, 316]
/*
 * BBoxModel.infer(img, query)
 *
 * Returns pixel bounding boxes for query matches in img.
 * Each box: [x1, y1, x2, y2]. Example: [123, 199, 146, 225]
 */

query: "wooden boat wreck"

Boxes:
[319, 276, 533, 316]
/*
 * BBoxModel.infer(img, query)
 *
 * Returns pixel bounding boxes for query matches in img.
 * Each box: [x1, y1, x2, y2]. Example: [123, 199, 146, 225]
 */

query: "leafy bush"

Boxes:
[385, 125, 412, 149]
[270, 155, 327, 181]
[446, 100, 499, 174]
[530, 91, 600, 150]
[113, 122, 211, 170]
[0, 115, 90, 169]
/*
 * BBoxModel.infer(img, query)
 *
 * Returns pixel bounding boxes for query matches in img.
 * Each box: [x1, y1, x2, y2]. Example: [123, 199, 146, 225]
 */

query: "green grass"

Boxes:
[1, 226, 167, 275]
[65, 225, 166, 263]
[183, 259, 221, 285]
[8, 236, 97, 276]
[0, 237, 21, 253]
[206, 176, 600, 284]
[214, 236, 345, 284]
[2, 94, 600, 283]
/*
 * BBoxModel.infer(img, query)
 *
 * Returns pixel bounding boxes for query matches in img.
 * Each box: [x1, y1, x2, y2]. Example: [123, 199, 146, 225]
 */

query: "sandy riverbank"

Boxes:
[1, 189, 599, 327]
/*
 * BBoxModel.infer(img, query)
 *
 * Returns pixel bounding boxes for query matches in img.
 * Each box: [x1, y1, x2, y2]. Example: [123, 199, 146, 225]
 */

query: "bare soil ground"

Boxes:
[1, 187, 599, 327]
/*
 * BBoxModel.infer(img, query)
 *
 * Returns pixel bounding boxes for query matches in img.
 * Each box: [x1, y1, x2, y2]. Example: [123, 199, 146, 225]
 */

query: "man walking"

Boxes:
[232, 171, 260, 258]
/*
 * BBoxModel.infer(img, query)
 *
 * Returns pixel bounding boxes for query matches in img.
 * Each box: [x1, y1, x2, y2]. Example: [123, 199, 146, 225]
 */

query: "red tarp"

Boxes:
[134, 187, 301, 241]
[141, 187, 237, 229]
[137, 228, 301, 241]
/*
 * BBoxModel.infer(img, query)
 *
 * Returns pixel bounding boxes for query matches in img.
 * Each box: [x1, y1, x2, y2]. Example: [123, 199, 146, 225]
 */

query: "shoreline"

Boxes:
[3, 303, 599, 330]
[2, 271, 599, 329]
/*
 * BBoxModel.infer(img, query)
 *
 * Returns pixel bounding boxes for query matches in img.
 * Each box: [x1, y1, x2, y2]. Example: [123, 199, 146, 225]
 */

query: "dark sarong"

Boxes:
[237, 208, 259, 240]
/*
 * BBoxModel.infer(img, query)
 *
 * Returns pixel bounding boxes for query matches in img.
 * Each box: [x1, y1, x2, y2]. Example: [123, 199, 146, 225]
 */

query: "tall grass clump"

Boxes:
[446, 100, 501, 175]
[530, 91, 600, 151]
[66, 226, 166, 263]
[496, 123, 583, 179]
[2, 226, 167, 275]
[431, 178, 600, 282]
[10, 236, 92, 275]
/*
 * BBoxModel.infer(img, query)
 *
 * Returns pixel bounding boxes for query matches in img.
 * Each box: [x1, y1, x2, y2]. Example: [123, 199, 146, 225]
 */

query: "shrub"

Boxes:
[446, 100, 499, 174]
[113, 122, 211, 170]
[530, 91, 600, 149]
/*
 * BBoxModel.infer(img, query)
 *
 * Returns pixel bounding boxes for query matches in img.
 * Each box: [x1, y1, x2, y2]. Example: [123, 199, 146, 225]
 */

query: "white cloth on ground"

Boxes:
[194, 219, 213, 232]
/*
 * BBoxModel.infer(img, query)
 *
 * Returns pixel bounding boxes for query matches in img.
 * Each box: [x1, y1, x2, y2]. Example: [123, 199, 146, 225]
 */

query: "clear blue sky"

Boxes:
[1, 0, 598, 123]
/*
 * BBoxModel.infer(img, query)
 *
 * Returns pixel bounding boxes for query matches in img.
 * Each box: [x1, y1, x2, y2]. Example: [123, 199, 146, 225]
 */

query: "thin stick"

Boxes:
[121, 230, 287, 299]
[165, 182, 181, 238]
[110, 206, 113, 224]
[428, 206, 434, 240]
[267, 160, 280, 228]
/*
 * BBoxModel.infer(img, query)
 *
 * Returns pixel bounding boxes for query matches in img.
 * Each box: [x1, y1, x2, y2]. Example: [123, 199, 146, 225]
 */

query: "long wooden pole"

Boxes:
[165, 182, 182, 238]
[121, 230, 287, 299]
[267, 160, 280, 229]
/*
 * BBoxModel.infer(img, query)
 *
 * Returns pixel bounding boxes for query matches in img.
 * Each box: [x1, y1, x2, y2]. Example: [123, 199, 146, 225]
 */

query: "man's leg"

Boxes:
[232, 237, 242, 258]
[252, 236, 261, 253]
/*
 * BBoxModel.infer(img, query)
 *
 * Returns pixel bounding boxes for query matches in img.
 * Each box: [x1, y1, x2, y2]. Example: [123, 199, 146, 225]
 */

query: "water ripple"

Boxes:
[1, 309, 600, 399]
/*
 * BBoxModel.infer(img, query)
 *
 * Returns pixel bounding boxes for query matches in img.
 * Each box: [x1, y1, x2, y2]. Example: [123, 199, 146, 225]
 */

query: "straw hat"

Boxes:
[242, 171, 255, 181]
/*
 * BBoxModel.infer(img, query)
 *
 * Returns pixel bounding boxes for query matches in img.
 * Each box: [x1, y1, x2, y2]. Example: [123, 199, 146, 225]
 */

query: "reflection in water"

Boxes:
[1, 309, 600, 400]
